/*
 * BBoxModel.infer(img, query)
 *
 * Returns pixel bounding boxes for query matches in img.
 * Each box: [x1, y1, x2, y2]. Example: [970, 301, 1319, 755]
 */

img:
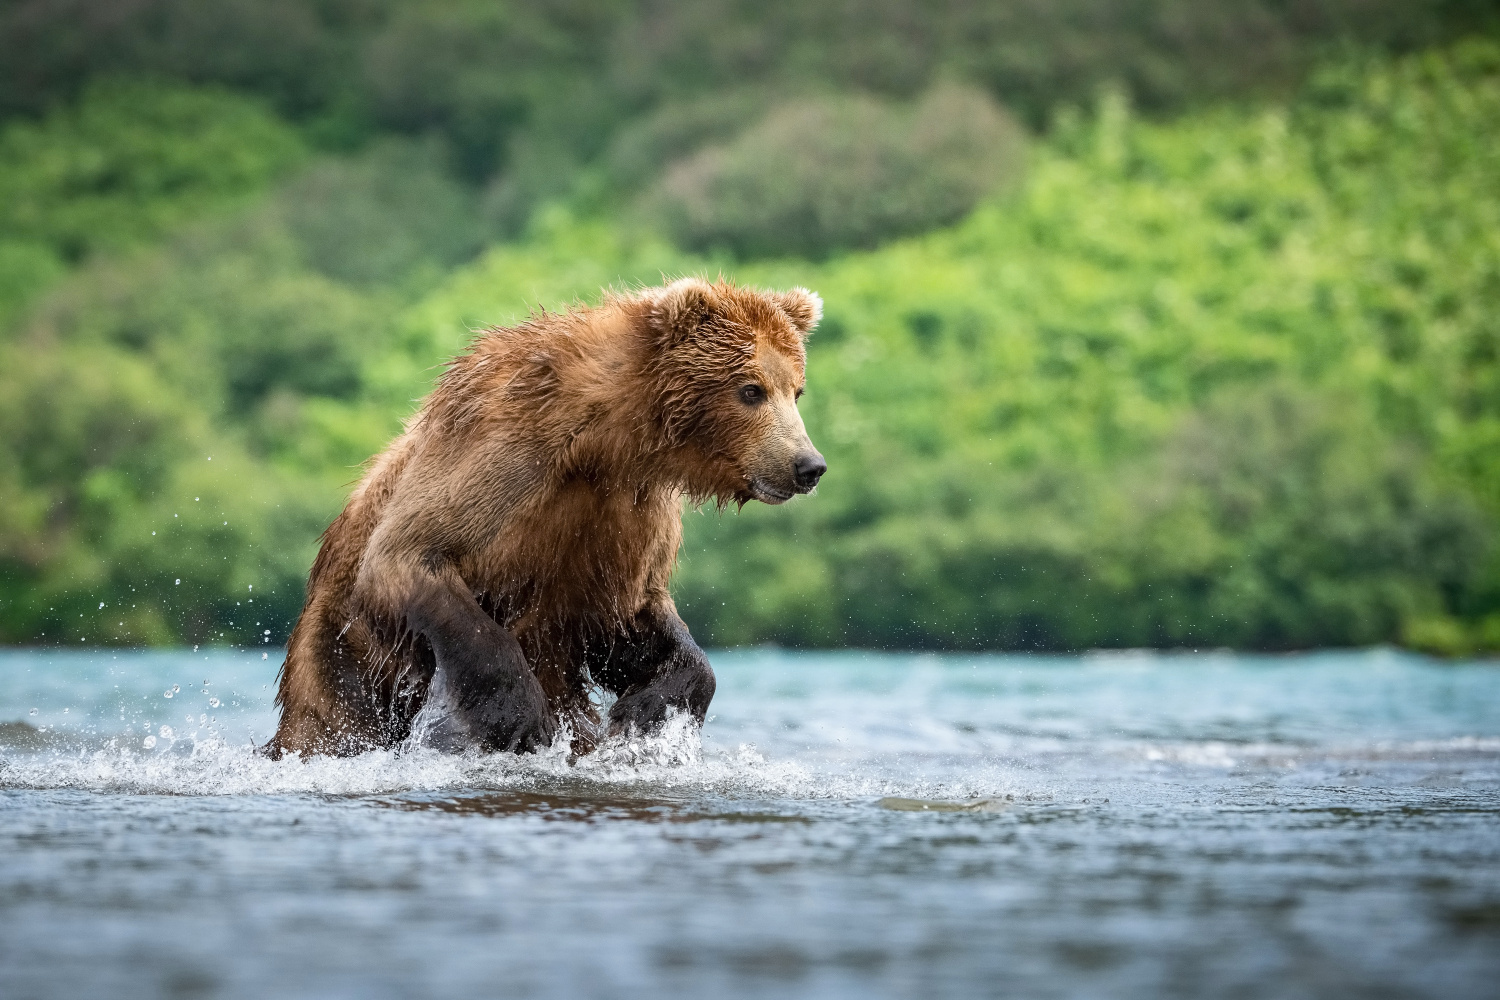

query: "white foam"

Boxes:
[0, 708, 1056, 803]
[6, 717, 1497, 803]
[0, 713, 823, 799]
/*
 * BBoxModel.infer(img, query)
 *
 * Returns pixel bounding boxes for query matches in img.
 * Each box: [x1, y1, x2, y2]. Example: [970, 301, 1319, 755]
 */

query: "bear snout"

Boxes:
[793, 451, 827, 492]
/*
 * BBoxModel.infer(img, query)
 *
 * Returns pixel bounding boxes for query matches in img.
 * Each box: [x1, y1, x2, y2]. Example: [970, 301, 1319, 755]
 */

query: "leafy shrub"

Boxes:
[602, 88, 779, 192]
[646, 85, 1025, 259]
[0, 339, 336, 646]
[361, 0, 624, 180]
[0, 79, 304, 262]
[275, 139, 489, 289]
[0, 79, 304, 328]
[1119, 385, 1489, 649]
[0, 138, 433, 645]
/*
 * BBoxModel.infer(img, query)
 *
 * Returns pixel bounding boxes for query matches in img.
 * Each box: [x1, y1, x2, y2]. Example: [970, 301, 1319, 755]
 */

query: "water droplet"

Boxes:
[142, 735, 157, 749]
[262, 653, 268, 660]
[208, 698, 220, 708]
[163, 689, 173, 698]
[98, 602, 105, 609]
[28, 708, 37, 716]
[172, 685, 180, 693]
[175, 579, 181, 585]
[159, 725, 173, 738]
[200, 714, 208, 724]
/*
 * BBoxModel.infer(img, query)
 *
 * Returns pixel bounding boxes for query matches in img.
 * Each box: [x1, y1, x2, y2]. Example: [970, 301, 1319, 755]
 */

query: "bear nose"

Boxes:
[793, 451, 827, 490]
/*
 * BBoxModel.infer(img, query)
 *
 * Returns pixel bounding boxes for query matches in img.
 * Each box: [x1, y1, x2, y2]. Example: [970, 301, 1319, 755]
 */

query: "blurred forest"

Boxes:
[1, 0, 1498, 653]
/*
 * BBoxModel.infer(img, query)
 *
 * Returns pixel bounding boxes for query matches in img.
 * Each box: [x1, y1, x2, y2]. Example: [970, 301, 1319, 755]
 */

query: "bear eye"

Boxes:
[739, 384, 766, 406]
[795, 386, 805, 400]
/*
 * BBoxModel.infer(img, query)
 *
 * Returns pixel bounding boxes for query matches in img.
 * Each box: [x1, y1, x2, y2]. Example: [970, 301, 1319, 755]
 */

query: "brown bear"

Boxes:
[265, 278, 826, 757]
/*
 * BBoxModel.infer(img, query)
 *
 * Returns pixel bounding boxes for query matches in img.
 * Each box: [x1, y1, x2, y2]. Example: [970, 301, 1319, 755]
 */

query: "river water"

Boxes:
[1, 647, 1497, 999]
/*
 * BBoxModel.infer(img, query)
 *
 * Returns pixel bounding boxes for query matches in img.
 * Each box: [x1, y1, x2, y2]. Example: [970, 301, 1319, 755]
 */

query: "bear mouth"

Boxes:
[748, 479, 795, 504]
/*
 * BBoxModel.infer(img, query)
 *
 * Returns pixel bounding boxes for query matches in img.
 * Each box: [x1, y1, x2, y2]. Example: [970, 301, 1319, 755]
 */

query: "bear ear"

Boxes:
[773, 287, 822, 338]
[648, 277, 716, 345]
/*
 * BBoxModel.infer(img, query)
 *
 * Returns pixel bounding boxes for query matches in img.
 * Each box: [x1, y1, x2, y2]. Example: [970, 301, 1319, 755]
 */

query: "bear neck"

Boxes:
[539, 305, 734, 505]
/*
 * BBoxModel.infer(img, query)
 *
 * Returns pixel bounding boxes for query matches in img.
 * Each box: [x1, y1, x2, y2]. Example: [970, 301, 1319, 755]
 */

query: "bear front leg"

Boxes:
[597, 604, 716, 737]
[401, 566, 557, 754]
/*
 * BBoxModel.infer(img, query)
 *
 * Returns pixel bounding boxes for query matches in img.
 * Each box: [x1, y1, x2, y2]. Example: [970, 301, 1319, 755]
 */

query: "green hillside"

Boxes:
[1, 12, 1497, 652]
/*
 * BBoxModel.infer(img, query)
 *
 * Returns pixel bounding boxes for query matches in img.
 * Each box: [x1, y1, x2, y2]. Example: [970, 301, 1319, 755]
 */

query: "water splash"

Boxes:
[0, 713, 829, 800]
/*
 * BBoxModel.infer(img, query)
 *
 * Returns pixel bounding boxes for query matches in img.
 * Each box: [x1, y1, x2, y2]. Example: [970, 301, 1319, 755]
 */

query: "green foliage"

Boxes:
[2, 2, 1490, 199]
[0, 129, 480, 645]
[662, 40, 1500, 653]
[602, 89, 777, 194]
[646, 85, 1025, 260]
[0, 338, 332, 646]
[1129, 386, 1485, 648]
[3, 34, 1500, 654]
[399, 42, 1500, 652]
[354, 0, 622, 183]
[273, 138, 491, 290]
[0, 79, 304, 324]
[0, 79, 305, 257]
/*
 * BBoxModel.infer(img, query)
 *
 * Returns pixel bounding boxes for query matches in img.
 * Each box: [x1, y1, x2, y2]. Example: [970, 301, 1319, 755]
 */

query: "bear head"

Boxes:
[642, 278, 827, 506]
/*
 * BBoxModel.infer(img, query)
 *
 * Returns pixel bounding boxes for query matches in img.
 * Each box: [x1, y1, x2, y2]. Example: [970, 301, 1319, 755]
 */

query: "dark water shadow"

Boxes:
[377, 789, 813, 825]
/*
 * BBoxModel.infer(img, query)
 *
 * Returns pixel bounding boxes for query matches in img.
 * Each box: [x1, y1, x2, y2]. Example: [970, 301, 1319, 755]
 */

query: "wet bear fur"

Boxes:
[266, 278, 824, 757]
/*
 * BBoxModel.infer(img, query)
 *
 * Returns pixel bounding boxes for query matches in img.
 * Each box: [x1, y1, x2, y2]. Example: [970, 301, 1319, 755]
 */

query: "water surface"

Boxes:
[2, 648, 1498, 999]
